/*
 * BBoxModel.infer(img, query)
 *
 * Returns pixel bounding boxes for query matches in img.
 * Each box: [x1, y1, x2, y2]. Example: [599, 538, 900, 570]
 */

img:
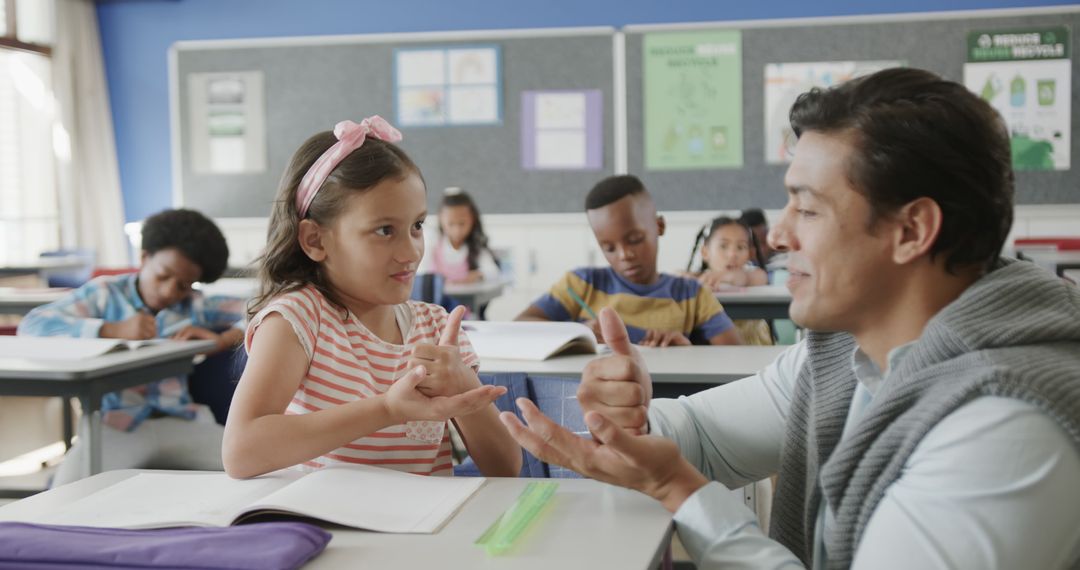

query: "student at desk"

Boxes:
[222, 116, 519, 479]
[418, 187, 500, 285]
[516, 175, 741, 347]
[501, 69, 1080, 569]
[682, 216, 772, 345]
[18, 209, 245, 486]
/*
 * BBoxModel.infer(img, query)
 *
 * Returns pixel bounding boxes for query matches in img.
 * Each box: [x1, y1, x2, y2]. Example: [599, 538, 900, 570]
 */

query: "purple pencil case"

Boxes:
[0, 521, 331, 569]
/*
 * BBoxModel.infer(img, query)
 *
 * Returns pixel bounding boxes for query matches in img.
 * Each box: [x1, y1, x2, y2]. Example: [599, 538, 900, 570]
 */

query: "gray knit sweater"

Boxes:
[769, 259, 1080, 569]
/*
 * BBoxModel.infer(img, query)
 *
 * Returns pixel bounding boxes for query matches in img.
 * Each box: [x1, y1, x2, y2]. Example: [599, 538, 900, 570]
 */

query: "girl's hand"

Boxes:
[638, 330, 691, 348]
[408, 306, 479, 397]
[699, 269, 749, 289]
[463, 270, 484, 283]
[383, 364, 505, 423]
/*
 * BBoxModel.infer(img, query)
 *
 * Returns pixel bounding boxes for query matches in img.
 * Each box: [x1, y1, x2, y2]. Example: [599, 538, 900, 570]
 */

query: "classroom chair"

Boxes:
[454, 373, 584, 478]
[39, 249, 95, 288]
[410, 272, 461, 314]
[187, 347, 247, 425]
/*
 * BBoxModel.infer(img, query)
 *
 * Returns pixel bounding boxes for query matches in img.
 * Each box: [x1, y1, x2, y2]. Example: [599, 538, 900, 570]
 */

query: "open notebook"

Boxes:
[37, 465, 484, 533]
[0, 337, 166, 360]
[463, 321, 604, 361]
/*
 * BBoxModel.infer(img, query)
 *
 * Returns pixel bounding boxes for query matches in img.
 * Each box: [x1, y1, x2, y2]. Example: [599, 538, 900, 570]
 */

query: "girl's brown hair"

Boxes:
[247, 131, 422, 319]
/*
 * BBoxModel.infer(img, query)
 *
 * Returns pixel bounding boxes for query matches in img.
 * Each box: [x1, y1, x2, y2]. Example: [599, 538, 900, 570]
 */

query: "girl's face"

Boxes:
[439, 205, 475, 249]
[314, 172, 427, 313]
[702, 224, 752, 271]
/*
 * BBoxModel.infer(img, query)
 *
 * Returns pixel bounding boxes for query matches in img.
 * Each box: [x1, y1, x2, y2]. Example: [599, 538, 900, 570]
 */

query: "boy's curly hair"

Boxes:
[141, 208, 229, 283]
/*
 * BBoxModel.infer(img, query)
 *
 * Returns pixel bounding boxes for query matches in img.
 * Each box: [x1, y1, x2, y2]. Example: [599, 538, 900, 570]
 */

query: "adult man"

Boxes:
[499, 68, 1080, 569]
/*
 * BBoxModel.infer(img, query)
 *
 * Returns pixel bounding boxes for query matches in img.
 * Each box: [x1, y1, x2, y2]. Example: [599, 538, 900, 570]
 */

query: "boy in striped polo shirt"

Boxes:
[517, 175, 741, 347]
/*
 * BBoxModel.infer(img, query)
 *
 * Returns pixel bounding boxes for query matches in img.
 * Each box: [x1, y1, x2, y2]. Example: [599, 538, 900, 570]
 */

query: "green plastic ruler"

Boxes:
[475, 481, 558, 555]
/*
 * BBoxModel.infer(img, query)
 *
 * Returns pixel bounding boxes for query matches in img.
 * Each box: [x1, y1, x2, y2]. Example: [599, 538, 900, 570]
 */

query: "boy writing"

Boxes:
[516, 175, 740, 347]
[19, 208, 245, 485]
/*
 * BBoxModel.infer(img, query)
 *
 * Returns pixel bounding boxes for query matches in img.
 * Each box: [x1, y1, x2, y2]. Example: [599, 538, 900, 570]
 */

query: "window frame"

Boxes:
[0, 0, 52, 57]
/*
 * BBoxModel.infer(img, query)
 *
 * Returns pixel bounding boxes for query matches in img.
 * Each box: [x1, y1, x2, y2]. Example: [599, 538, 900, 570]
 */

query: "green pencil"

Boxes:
[566, 286, 598, 320]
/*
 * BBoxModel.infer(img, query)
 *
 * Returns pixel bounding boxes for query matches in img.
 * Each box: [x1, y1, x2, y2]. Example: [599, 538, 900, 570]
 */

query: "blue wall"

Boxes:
[96, 0, 1076, 222]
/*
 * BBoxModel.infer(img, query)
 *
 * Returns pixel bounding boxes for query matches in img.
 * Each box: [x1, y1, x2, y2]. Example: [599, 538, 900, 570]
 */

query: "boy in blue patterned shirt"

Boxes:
[517, 175, 741, 347]
[18, 208, 245, 485]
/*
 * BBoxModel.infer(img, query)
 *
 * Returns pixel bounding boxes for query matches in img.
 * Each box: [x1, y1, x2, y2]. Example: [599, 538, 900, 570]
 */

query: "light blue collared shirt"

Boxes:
[650, 341, 1080, 569]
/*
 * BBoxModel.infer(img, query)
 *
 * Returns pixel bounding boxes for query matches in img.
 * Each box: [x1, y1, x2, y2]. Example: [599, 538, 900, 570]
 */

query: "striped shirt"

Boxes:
[16, 273, 246, 431]
[245, 285, 479, 476]
[532, 267, 734, 344]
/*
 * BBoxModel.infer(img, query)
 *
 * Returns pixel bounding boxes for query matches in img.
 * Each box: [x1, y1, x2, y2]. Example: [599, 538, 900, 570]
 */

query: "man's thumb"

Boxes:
[599, 308, 633, 355]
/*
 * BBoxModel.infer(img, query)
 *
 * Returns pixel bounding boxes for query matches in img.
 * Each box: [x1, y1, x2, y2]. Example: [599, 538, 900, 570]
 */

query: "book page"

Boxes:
[240, 464, 485, 533]
[40, 473, 289, 529]
[463, 321, 598, 360]
[0, 337, 168, 360]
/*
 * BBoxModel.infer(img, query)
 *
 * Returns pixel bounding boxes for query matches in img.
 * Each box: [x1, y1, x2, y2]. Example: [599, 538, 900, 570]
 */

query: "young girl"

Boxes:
[222, 117, 521, 479]
[684, 216, 772, 345]
[418, 188, 500, 284]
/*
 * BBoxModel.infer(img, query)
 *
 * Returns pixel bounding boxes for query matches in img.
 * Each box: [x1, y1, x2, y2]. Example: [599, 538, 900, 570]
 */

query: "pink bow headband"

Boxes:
[295, 116, 403, 218]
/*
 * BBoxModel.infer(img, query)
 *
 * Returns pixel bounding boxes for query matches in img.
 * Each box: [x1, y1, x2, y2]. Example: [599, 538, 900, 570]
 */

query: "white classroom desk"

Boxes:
[714, 285, 792, 320]
[0, 469, 674, 570]
[479, 345, 787, 397]
[445, 278, 510, 316]
[0, 339, 215, 482]
[0, 287, 70, 316]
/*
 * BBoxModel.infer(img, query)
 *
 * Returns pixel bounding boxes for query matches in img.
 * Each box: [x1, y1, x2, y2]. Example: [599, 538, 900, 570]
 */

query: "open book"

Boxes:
[463, 321, 604, 361]
[37, 465, 484, 533]
[0, 337, 166, 360]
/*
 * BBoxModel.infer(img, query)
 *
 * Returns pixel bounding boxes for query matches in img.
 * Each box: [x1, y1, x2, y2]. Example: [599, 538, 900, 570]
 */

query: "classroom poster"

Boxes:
[188, 71, 267, 174]
[964, 27, 1071, 170]
[763, 61, 902, 164]
[521, 90, 603, 170]
[643, 30, 742, 170]
[395, 46, 501, 127]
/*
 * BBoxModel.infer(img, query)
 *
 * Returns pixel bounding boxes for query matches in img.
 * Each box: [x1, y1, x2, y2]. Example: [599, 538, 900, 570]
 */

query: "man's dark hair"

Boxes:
[141, 208, 229, 283]
[789, 67, 1014, 274]
[585, 175, 647, 210]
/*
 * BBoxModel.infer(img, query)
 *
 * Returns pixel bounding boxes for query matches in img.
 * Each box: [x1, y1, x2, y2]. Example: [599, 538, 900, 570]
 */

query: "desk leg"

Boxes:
[78, 397, 102, 478]
[61, 397, 74, 450]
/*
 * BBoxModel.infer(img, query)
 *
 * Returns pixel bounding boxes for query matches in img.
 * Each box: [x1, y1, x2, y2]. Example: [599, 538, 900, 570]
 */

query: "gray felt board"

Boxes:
[173, 11, 1079, 218]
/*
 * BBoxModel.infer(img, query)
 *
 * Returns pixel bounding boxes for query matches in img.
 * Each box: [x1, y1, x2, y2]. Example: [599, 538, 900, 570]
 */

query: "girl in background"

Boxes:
[683, 216, 772, 345]
[419, 188, 500, 284]
[222, 117, 520, 479]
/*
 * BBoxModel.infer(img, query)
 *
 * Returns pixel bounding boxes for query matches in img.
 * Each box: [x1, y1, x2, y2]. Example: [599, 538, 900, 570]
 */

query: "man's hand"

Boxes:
[100, 312, 156, 340]
[499, 400, 709, 513]
[408, 306, 480, 398]
[578, 308, 652, 433]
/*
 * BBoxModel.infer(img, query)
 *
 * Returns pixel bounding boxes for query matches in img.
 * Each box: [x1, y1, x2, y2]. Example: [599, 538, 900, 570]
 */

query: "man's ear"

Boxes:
[656, 214, 666, 237]
[892, 197, 942, 265]
[297, 219, 328, 262]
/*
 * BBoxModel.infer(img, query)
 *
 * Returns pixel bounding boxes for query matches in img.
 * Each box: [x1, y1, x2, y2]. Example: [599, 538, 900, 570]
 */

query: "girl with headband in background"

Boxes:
[222, 117, 521, 479]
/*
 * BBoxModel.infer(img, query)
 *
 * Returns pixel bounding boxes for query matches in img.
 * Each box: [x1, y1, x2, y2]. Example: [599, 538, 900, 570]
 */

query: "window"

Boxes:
[0, 0, 57, 266]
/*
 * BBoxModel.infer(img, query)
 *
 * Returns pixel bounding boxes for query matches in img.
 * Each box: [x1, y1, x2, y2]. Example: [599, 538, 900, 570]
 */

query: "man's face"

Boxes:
[768, 131, 901, 332]
[586, 194, 664, 285]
